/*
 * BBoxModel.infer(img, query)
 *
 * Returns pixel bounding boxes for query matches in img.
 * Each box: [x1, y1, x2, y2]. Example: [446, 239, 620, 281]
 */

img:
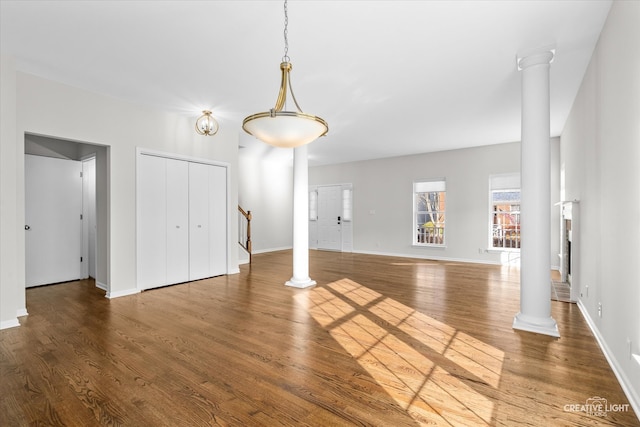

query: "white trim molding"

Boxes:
[577, 301, 640, 420]
[0, 318, 20, 330]
[106, 288, 140, 299]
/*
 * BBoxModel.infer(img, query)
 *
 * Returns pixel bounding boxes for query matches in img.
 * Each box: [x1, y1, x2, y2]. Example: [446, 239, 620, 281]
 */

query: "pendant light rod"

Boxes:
[282, 0, 290, 62]
[274, 1, 302, 113]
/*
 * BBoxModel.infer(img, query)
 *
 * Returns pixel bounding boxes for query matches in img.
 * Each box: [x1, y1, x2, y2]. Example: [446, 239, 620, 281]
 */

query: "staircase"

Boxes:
[238, 205, 252, 264]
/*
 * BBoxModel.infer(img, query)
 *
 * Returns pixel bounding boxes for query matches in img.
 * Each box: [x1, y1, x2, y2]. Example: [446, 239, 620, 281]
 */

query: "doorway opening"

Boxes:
[556, 201, 580, 303]
[24, 133, 109, 292]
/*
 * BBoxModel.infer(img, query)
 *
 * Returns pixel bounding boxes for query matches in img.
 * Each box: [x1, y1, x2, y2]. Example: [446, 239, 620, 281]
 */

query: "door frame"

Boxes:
[309, 183, 353, 252]
[81, 156, 97, 280]
[24, 133, 109, 294]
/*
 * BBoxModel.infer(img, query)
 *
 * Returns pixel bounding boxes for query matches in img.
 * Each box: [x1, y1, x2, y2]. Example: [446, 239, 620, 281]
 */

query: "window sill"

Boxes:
[486, 248, 520, 253]
[413, 244, 447, 249]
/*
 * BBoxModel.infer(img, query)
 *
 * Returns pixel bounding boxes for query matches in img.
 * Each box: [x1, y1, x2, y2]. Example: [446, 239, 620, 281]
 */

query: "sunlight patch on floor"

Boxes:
[296, 278, 505, 426]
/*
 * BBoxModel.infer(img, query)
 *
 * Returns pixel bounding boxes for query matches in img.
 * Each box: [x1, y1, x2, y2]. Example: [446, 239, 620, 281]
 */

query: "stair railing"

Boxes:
[238, 205, 252, 263]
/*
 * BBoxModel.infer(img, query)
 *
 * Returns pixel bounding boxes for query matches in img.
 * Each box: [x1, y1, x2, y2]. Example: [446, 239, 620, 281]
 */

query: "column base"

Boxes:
[513, 312, 560, 337]
[0, 318, 20, 330]
[285, 277, 316, 289]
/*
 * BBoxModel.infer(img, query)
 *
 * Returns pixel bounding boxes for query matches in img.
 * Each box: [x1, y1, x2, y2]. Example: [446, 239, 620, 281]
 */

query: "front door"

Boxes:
[317, 185, 342, 251]
[25, 155, 82, 287]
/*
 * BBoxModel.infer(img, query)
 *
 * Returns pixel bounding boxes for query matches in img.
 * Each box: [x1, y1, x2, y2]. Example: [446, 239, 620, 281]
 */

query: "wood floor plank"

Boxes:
[1, 250, 637, 426]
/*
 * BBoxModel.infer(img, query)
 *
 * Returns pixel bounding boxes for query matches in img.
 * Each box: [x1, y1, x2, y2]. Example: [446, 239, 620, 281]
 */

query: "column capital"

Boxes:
[517, 46, 555, 70]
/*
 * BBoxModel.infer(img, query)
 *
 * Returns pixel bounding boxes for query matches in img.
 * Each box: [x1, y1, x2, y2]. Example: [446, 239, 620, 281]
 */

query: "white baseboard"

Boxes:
[96, 281, 108, 291]
[106, 288, 140, 299]
[0, 318, 20, 330]
[351, 249, 504, 266]
[16, 308, 28, 317]
[577, 301, 640, 421]
[250, 248, 496, 266]
[252, 246, 293, 255]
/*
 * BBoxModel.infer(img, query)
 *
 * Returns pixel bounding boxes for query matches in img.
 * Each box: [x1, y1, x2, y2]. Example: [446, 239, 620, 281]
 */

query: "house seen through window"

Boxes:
[414, 180, 446, 246]
[489, 174, 521, 250]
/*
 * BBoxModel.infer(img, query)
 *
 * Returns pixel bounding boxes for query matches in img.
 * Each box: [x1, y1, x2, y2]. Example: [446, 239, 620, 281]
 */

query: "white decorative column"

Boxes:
[286, 145, 316, 288]
[513, 48, 559, 337]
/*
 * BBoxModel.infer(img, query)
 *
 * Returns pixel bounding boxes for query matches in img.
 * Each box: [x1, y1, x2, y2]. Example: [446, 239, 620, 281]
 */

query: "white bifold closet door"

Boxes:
[166, 159, 190, 284]
[189, 162, 227, 280]
[189, 162, 211, 281]
[138, 154, 169, 289]
[138, 154, 227, 290]
[208, 165, 227, 277]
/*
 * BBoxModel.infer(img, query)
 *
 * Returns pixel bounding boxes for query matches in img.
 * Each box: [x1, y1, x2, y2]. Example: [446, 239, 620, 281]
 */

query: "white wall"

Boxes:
[550, 137, 561, 267]
[561, 0, 640, 414]
[0, 68, 239, 327]
[0, 55, 20, 328]
[310, 140, 561, 266]
[238, 152, 293, 253]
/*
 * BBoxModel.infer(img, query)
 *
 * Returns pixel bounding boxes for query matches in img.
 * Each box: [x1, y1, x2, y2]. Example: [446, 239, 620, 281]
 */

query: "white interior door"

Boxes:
[209, 165, 227, 276]
[25, 155, 82, 287]
[188, 162, 210, 281]
[166, 159, 189, 285]
[317, 185, 342, 251]
[138, 155, 167, 289]
[189, 162, 227, 280]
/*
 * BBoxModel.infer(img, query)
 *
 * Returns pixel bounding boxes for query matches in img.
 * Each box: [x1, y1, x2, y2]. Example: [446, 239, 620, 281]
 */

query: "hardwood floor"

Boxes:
[1, 250, 638, 426]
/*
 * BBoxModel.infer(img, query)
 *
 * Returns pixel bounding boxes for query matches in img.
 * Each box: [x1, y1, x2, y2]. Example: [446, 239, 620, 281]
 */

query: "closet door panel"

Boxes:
[166, 159, 190, 285]
[189, 162, 211, 281]
[138, 155, 167, 289]
[209, 165, 227, 276]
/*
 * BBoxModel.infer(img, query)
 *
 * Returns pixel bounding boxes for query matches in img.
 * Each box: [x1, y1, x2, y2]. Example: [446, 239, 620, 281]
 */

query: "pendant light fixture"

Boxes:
[195, 110, 219, 136]
[242, 0, 328, 148]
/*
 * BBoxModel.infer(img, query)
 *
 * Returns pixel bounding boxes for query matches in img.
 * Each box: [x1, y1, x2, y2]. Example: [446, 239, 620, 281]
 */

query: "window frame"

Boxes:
[309, 189, 318, 221]
[342, 188, 352, 222]
[488, 174, 521, 252]
[413, 179, 446, 247]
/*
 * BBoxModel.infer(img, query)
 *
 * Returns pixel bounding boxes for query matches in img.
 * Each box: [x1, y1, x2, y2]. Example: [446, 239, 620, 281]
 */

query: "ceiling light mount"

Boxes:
[242, 0, 328, 148]
[195, 110, 219, 136]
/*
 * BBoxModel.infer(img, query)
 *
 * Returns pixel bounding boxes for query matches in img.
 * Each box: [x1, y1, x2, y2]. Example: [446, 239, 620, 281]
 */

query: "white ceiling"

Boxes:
[1, 1, 612, 166]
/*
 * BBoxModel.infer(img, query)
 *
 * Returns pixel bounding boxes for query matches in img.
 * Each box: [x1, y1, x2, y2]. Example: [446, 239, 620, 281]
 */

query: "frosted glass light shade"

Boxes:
[243, 111, 328, 148]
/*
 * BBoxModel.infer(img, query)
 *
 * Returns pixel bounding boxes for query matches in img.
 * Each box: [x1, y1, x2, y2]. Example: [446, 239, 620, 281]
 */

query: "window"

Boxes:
[342, 188, 352, 221]
[490, 174, 520, 250]
[414, 180, 446, 245]
[309, 190, 318, 220]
